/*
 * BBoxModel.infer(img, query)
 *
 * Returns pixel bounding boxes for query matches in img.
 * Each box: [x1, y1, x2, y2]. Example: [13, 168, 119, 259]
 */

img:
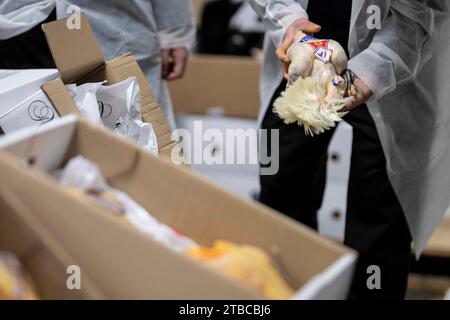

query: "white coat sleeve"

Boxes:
[349, 0, 449, 99]
[248, 0, 308, 47]
[151, 0, 196, 50]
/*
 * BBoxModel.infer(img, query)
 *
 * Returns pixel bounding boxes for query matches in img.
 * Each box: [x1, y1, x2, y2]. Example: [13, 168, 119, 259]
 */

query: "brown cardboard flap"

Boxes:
[42, 79, 80, 116]
[104, 55, 173, 152]
[42, 14, 104, 84]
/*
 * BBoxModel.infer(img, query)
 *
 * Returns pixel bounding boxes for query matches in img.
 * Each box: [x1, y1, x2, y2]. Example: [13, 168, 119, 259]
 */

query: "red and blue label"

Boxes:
[300, 35, 333, 64]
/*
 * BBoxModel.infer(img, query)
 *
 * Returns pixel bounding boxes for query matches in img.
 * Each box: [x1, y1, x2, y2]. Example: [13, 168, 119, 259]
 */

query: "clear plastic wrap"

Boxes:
[67, 77, 159, 155]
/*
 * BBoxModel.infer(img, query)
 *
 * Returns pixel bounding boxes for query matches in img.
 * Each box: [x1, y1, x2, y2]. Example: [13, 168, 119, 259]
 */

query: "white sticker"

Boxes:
[315, 47, 333, 64]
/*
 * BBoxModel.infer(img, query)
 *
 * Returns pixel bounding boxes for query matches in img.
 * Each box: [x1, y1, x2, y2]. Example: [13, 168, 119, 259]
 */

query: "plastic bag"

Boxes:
[59, 156, 197, 253]
[66, 82, 104, 126]
[67, 78, 159, 155]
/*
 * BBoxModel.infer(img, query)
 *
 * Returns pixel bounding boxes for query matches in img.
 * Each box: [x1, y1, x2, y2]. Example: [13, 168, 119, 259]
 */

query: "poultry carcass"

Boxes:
[187, 241, 294, 299]
[0, 252, 39, 300]
[274, 31, 353, 135]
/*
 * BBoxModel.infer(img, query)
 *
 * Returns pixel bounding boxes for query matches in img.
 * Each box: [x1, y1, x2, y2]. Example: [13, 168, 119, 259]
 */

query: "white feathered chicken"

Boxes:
[274, 31, 353, 135]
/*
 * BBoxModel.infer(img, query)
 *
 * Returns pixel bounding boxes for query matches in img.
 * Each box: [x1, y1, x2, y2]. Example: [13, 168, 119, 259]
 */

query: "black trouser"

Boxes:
[260, 80, 412, 300]
[0, 10, 56, 69]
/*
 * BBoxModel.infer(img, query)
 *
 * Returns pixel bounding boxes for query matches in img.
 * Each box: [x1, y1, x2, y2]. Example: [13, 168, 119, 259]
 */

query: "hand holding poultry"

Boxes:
[274, 31, 355, 135]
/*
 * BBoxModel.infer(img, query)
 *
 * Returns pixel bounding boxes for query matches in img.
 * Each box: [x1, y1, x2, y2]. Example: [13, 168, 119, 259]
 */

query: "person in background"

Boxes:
[249, 0, 449, 300]
[0, 0, 196, 129]
[198, 0, 264, 56]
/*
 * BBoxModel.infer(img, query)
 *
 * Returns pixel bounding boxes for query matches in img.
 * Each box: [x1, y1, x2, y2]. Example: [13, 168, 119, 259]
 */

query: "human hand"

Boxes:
[344, 77, 373, 110]
[162, 47, 189, 81]
[276, 18, 321, 79]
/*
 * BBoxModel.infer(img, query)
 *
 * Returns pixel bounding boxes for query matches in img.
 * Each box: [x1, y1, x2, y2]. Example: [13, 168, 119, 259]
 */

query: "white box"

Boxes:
[0, 90, 59, 135]
[0, 69, 58, 112]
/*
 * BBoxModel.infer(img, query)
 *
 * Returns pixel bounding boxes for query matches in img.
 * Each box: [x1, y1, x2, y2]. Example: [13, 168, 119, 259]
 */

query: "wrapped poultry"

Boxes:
[188, 241, 294, 300]
[0, 252, 39, 300]
[274, 31, 354, 135]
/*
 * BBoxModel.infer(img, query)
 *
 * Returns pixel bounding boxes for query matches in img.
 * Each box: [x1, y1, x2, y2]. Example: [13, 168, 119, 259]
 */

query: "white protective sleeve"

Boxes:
[349, 0, 448, 99]
[152, 0, 197, 50]
[248, 0, 308, 47]
[0, 0, 55, 39]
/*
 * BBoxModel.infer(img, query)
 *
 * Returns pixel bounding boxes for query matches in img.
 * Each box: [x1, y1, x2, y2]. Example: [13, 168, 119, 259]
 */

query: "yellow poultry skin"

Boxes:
[188, 241, 294, 300]
[0, 262, 16, 300]
[0, 253, 39, 300]
[274, 31, 353, 136]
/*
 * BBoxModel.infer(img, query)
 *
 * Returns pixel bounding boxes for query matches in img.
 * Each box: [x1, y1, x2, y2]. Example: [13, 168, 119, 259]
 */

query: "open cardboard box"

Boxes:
[0, 116, 356, 299]
[38, 14, 175, 157]
[168, 55, 261, 119]
[0, 181, 104, 299]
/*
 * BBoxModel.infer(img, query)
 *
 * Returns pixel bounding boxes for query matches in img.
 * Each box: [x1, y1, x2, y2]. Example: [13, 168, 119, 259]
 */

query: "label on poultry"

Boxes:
[299, 36, 333, 64]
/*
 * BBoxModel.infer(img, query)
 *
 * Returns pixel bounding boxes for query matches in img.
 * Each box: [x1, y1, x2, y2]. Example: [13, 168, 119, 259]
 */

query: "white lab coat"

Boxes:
[249, 0, 450, 256]
[0, 0, 196, 130]
[0, 0, 55, 39]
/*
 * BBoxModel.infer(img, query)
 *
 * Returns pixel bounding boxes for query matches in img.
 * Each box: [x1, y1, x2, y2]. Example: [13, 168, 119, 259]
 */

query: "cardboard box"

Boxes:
[0, 182, 104, 299]
[169, 55, 262, 197]
[192, 0, 210, 25]
[168, 55, 261, 119]
[0, 116, 356, 299]
[39, 14, 175, 157]
[424, 218, 450, 258]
